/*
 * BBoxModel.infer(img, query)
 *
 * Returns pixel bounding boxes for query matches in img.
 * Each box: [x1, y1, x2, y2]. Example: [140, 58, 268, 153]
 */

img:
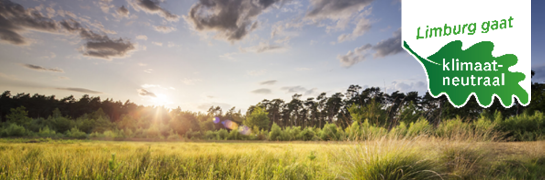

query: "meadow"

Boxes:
[0, 137, 544, 180]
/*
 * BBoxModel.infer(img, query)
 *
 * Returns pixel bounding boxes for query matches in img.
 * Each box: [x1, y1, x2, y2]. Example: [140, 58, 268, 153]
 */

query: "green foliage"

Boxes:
[65, 127, 87, 139]
[37, 126, 59, 138]
[406, 117, 432, 137]
[284, 126, 302, 141]
[299, 127, 316, 141]
[268, 123, 283, 141]
[397, 102, 422, 124]
[1, 123, 27, 137]
[217, 129, 229, 140]
[348, 99, 388, 126]
[320, 123, 339, 141]
[243, 106, 270, 131]
[6, 106, 32, 128]
[496, 111, 545, 141]
[436, 116, 472, 139]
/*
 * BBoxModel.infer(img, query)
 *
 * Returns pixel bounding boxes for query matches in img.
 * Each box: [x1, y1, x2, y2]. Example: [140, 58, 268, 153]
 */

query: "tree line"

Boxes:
[0, 71, 543, 140]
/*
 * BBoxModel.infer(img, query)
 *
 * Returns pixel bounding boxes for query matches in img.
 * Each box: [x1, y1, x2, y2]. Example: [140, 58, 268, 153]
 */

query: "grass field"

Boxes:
[0, 138, 544, 179]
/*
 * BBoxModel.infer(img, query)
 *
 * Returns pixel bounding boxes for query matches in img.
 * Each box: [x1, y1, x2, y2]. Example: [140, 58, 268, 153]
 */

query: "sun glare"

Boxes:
[152, 93, 170, 106]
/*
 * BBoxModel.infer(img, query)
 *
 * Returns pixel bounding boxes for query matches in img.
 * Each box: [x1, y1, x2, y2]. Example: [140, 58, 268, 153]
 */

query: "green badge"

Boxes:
[404, 40, 528, 107]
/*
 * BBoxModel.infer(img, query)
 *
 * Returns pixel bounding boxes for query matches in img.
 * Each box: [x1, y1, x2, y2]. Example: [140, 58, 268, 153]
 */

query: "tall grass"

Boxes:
[0, 137, 544, 179]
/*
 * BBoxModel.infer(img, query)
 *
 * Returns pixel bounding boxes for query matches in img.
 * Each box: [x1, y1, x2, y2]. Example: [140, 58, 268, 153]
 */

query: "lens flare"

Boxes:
[213, 117, 220, 124]
[221, 120, 238, 130]
[238, 125, 251, 135]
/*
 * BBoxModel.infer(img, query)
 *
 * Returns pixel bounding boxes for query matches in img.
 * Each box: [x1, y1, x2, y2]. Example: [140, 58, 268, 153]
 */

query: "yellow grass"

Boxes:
[0, 138, 543, 179]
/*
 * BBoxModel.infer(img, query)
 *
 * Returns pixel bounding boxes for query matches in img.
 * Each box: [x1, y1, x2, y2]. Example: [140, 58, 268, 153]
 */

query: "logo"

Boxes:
[402, 0, 531, 108]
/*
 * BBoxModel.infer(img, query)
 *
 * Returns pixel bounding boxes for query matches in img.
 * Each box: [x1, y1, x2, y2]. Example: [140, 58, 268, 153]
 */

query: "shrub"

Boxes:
[204, 130, 218, 140]
[217, 129, 229, 140]
[268, 123, 283, 141]
[496, 111, 545, 141]
[299, 127, 316, 141]
[243, 106, 270, 131]
[436, 116, 472, 139]
[320, 123, 338, 141]
[388, 121, 408, 138]
[65, 127, 87, 139]
[1, 123, 27, 137]
[38, 126, 58, 138]
[406, 117, 432, 137]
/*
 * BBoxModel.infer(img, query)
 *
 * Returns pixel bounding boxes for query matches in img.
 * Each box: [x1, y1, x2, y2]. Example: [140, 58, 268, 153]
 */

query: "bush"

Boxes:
[436, 116, 472, 139]
[388, 121, 408, 138]
[284, 126, 302, 141]
[38, 126, 58, 138]
[65, 127, 87, 139]
[1, 123, 27, 137]
[320, 123, 339, 141]
[496, 111, 545, 141]
[204, 130, 218, 140]
[268, 123, 283, 141]
[406, 117, 432, 137]
[217, 129, 229, 140]
[243, 106, 270, 131]
[299, 127, 316, 141]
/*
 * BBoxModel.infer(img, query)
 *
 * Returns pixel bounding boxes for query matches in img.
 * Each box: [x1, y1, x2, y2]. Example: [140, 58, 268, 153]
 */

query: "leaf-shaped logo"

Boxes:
[403, 40, 528, 108]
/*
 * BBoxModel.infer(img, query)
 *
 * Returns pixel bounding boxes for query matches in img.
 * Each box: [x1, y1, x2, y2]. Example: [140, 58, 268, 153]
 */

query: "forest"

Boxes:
[0, 71, 543, 141]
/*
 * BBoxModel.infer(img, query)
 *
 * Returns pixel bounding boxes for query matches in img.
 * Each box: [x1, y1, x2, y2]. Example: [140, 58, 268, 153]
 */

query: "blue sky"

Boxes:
[0, 0, 542, 112]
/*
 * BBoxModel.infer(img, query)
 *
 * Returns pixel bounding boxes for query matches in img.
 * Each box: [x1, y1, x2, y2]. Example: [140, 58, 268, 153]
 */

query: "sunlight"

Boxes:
[151, 93, 170, 106]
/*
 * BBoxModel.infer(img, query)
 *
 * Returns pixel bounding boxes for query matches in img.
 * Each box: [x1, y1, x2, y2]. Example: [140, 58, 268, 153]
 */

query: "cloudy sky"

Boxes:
[1, 0, 544, 112]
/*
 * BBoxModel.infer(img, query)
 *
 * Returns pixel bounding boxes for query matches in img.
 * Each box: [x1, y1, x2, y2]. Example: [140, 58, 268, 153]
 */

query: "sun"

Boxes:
[152, 93, 170, 106]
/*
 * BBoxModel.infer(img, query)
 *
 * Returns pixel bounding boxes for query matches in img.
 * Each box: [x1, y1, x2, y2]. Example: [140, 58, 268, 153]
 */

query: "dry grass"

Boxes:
[0, 138, 543, 179]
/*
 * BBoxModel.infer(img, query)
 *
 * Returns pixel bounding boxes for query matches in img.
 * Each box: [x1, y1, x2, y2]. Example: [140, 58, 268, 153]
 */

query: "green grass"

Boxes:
[0, 138, 543, 179]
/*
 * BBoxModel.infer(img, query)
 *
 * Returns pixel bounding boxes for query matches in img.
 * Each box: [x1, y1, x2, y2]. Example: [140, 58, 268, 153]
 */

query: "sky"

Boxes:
[0, 0, 544, 113]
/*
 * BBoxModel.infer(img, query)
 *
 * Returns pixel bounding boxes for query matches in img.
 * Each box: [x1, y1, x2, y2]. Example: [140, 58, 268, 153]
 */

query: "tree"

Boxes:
[244, 106, 270, 131]
[6, 106, 32, 127]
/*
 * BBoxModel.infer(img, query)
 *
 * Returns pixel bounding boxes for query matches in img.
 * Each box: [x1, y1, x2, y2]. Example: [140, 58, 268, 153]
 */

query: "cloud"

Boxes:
[137, 88, 156, 97]
[372, 28, 403, 58]
[338, 18, 371, 42]
[0, 1, 136, 60]
[281, 86, 317, 95]
[184, 0, 281, 42]
[61, 19, 136, 60]
[144, 69, 153, 73]
[58, 76, 70, 80]
[252, 88, 272, 94]
[97, 0, 114, 13]
[117, 5, 130, 17]
[182, 78, 202, 85]
[128, 0, 180, 21]
[281, 86, 306, 93]
[260, 80, 277, 85]
[296, 67, 311, 71]
[136, 35, 148, 40]
[241, 42, 286, 53]
[21, 64, 64, 73]
[0, 0, 60, 45]
[337, 28, 404, 67]
[247, 70, 266, 76]
[306, 0, 374, 20]
[153, 25, 176, 33]
[138, 62, 147, 66]
[152, 42, 163, 46]
[337, 44, 372, 67]
[56, 87, 102, 94]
